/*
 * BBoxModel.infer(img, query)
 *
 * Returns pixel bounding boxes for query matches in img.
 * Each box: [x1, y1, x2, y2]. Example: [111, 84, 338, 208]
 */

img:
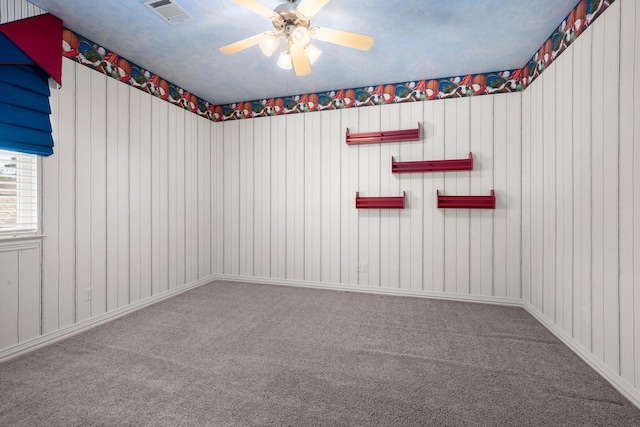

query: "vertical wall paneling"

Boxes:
[520, 89, 530, 305]
[89, 71, 107, 316]
[189, 113, 198, 279]
[158, 100, 170, 290]
[183, 111, 194, 283]
[223, 120, 239, 275]
[357, 106, 378, 287]
[285, 114, 304, 281]
[579, 27, 593, 351]
[8, 58, 217, 354]
[590, 16, 606, 363]
[421, 102, 435, 292]
[42, 73, 60, 333]
[618, 0, 636, 386]
[561, 50, 575, 334]
[212, 119, 224, 277]
[202, 117, 212, 277]
[139, 92, 153, 300]
[56, 59, 77, 328]
[431, 101, 446, 293]
[442, 100, 458, 294]
[342, 107, 360, 285]
[304, 112, 321, 282]
[454, 99, 470, 295]
[531, 77, 540, 311]
[150, 97, 162, 295]
[175, 108, 186, 287]
[106, 77, 119, 311]
[118, 82, 131, 305]
[239, 118, 254, 277]
[321, 109, 342, 284]
[378, 104, 399, 288]
[0, 250, 19, 348]
[469, 96, 483, 296]
[271, 116, 286, 279]
[505, 94, 522, 300]
[601, 2, 621, 374]
[631, 0, 640, 390]
[0, 243, 41, 347]
[405, 102, 425, 292]
[129, 89, 142, 303]
[493, 94, 508, 298]
[554, 57, 566, 328]
[479, 95, 495, 297]
[75, 64, 92, 322]
[570, 32, 583, 345]
[167, 104, 178, 289]
[546, 64, 557, 320]
[255, 117, 271, 278]
[17, 248, 40, 341]
[0, 0, 44, 24]
[521, 1, 640, 400]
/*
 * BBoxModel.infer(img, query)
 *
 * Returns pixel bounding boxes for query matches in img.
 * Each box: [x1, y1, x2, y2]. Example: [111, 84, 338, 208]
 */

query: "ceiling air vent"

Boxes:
[143, 0, 194, 25]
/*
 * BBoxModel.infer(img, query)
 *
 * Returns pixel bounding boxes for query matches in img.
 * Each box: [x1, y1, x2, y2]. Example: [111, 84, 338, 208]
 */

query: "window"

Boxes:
[0, 149, 38, 236]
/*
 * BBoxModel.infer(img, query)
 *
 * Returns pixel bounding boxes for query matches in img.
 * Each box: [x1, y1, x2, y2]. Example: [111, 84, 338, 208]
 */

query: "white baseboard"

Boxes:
[0, 275, 215, 364]
[215, 274, 522, 307]
[522, 301, 640, 409]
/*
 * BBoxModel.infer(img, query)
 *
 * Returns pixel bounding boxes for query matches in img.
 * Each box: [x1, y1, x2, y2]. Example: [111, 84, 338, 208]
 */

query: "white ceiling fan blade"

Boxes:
[312, 27, 374, 51]
[291, 45, 311, 76]
[233, 0, 281, 22]
[219, 33, 265, 54]
[296, 0, 330, 19]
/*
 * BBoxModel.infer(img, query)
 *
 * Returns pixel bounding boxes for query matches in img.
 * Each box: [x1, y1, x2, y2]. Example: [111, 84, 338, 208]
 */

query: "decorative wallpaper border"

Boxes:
[62, 29, 217, 120]
[60, 0, 614, 122]
[521, 0, 613, 89]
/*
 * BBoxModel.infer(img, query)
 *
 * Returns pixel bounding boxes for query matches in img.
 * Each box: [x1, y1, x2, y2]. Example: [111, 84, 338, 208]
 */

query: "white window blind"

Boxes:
[0, 149, 38, 236]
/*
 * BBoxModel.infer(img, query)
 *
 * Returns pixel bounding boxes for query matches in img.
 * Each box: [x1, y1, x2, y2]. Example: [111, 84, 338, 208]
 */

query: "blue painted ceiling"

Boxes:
[29, 0, 578, 105]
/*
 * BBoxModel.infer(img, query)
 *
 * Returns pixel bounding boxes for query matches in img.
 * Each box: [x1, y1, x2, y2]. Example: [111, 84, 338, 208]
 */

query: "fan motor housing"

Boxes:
[273, 2, 309, 31]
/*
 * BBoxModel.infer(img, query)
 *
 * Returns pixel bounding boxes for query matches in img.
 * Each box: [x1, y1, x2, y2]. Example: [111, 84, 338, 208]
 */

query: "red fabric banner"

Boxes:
[0, 13, 63, 84]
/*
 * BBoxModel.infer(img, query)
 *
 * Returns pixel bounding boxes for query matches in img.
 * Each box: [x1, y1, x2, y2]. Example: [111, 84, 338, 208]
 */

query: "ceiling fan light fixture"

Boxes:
[291, 25, 311, 48]
[277, 49, 293, 69]
[259, 33, 279, 56]
[305, 43, 322, 64]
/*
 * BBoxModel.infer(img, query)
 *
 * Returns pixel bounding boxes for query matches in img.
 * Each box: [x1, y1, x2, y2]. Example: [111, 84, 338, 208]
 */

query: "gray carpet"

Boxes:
[1, 280, 639, 426]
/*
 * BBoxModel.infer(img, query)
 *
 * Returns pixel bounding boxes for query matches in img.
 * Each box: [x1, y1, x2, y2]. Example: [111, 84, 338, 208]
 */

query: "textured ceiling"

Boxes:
[29, 0, 578, 105]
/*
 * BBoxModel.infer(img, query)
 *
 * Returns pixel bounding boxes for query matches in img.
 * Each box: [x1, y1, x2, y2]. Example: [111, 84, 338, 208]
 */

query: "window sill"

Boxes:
[0, 234, 45, 246]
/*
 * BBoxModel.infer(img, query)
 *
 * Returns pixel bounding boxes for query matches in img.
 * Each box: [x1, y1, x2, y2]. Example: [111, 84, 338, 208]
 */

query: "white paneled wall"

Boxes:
[522, 0, 640, 395]
[0, 240, 40, 350]
[219, 95, 522, 301]
[0, 0, 43, 23]
[34, 58, 219, 340]
[0, 0, 46, 352]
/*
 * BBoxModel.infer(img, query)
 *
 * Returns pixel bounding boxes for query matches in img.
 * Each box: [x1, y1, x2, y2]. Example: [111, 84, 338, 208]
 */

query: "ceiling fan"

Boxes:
[220, 0, 374, 76]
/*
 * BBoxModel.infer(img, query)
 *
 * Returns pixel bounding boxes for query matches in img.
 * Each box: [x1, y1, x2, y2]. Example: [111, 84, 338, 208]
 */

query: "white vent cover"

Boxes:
[143, 0, 194, 25]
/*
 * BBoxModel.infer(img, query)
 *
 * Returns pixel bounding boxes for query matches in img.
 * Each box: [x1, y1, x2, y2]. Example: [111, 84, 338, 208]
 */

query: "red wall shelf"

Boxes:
[356, 192, 406, 209]
[436, 190, 496, 209]
[392, 152, 473, 173]
[346, 123, 420, 145]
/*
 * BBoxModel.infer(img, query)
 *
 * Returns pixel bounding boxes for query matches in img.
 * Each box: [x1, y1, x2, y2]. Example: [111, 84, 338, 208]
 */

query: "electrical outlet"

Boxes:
[85, 288, 92, 302]
[361, 263, 368, 273]
[355, 263, 360, 272]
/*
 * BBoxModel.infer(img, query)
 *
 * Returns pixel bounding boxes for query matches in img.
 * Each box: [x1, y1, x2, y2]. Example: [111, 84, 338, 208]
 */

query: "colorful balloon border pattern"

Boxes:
[60, 0, 612, 122]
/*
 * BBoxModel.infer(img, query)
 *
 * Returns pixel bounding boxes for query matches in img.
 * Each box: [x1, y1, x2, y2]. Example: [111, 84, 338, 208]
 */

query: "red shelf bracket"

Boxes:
[346, 123, 420, 145]
[436, 190, 495, 209]
[356, 191, 406, 209]
[392, 152, 473, 173]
